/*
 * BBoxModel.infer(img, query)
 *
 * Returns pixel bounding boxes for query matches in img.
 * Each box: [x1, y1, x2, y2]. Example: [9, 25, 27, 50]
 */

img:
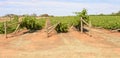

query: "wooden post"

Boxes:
[81, 17, 83, 33]
[45, 19, 49, 37]
[4, 21, 7, 38]
[47, 29, 49, 37]
[89, 20, 92, 37]
[14, 23, 20, 34]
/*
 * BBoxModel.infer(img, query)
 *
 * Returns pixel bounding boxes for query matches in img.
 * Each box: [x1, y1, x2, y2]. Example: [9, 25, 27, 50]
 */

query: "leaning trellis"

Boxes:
[3, 18, 22, 38]
[45, 19, 60, 37]
[80, 17, 92, 36]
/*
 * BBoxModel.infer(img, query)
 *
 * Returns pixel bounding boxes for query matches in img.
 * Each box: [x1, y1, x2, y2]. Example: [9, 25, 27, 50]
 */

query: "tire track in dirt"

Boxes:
[58, 33, 103, 57]
[84, 27, 120, 57]
[86, 27, 120, 47]
[58, 28, 120, 58]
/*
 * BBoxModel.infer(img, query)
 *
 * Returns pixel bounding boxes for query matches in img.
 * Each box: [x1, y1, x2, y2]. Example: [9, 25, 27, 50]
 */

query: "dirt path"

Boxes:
[0, 28, 120, 58]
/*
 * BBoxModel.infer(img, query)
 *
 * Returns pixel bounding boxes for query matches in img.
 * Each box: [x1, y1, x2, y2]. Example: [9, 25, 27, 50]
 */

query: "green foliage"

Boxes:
[73, 18, 81, 31]
[55, 22, 68, 33]
[74, 9, 89, 30]
[75, 8, 89, 22]
[13, 15, 19, 22]
[0, 22, 4, 34]
[52, 16, 120, 31]
[0, 16, 45, 34]
[90, 16, 120, 30]
[20, 16, 42, 31]
[7, 21, 18, 33]
[0, 15, 19, 34]
[36, 18, 46, 28]
[50, 16, 80, 32]
[0, 15, 120, 34]
[6, 15, 19, 33]
[0, 21, 17, 34]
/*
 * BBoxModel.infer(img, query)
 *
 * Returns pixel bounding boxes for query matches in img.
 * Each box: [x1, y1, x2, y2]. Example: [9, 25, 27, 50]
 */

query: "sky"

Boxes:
[0, 0, 120, 16]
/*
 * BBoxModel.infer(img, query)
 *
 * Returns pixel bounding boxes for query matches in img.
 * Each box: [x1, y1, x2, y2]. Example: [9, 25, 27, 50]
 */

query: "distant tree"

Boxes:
[111, 11, 120, 16]
[4, 14, 16, 17]
[116, 11, 120, 15]
[99, 13, 104, 16]
[111, 12, 115, 15]
[22, 14, 29, 17]
[50, 15, 54, 17]
[31, 13, 37, 17]
[40, 14, 49, 17]
[4, 14, 17, 21]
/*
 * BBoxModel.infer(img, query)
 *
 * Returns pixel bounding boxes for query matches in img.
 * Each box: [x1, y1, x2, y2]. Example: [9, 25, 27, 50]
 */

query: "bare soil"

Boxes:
[0, 28, 120, 58]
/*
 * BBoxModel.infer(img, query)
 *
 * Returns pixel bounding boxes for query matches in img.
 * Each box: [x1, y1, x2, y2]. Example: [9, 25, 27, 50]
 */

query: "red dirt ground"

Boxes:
[0, 28, 120, 58]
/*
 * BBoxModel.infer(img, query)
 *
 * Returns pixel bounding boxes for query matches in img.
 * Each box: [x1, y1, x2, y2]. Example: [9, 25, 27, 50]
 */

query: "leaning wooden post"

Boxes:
[4, 21, 7, 38]
[14, 22, 20, 34]
[14, 18, 22, 34]
[80, 17, 83, 33]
